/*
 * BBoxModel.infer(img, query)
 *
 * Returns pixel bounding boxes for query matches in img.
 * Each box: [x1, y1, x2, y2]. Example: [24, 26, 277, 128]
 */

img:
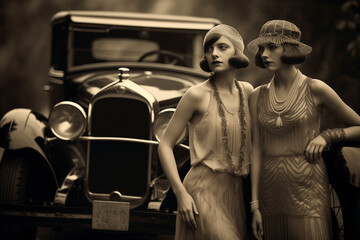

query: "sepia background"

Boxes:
[0, 0, 359, 126]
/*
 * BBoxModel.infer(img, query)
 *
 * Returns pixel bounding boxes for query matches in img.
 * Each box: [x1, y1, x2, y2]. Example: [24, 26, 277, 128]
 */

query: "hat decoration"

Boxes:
[247, 20, 312, 55]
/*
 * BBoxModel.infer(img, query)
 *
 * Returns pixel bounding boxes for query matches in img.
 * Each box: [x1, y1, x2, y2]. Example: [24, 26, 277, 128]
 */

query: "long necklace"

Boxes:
[209, 77, 246, 175]
[268, 70, 300, 128]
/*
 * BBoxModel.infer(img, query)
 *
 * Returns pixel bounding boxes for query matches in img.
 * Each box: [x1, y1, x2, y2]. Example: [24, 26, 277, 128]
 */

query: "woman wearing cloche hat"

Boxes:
[247, 20, 360, 240]
[159, 24, 253, 239]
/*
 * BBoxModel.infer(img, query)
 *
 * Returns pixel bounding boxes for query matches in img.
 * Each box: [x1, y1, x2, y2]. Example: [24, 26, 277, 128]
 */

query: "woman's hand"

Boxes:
[177, 190, 199, 230]
[252, 209, 263, 240]
[305, 134, 327, 163]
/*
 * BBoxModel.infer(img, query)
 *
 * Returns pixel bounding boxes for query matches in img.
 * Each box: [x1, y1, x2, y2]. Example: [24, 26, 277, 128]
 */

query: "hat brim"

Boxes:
[247, 36, 312, 55]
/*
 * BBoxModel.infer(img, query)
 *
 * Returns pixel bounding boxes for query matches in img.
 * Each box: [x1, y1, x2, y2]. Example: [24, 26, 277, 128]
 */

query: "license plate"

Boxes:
[92, 200, 130, 231]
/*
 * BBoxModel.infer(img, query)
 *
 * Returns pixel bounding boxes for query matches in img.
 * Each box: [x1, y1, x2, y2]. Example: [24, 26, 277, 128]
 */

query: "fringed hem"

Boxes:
[175, 164, 247, 240]
[263, 214, 332, 240]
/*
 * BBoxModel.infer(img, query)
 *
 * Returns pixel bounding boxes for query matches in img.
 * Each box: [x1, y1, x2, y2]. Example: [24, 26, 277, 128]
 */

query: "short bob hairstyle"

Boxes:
[200, 28, 249, 72]
[255, 43, 306, 68]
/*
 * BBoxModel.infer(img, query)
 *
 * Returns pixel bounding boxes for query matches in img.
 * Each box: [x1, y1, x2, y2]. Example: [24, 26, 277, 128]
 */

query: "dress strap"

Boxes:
[304, 77, 312, 87]
[303, 77, 321, 113]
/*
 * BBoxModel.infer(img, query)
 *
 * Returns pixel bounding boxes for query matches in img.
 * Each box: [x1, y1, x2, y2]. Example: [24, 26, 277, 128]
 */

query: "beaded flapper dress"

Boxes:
[175, 80, 251, 240]
[257, 73, 332, 239]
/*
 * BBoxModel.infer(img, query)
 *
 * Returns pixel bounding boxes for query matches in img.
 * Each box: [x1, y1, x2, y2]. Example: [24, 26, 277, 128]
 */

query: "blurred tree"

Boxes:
[337, 0, 360, 63]
[0, 0, 359, 119]
[332, 0, 360, 114]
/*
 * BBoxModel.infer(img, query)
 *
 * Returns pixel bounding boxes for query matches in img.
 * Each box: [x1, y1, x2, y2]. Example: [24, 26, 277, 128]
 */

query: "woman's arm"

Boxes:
[305, 79, 360, 162]
[158, 86, 202, 230]
[249, 87, 263, 240]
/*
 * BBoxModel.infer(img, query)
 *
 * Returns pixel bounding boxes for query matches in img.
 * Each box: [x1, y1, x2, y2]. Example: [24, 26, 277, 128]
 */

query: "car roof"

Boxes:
[51, 11, 221, 30]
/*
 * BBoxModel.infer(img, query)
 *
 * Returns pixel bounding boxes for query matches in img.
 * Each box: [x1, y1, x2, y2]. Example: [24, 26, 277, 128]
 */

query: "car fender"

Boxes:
[0, 108, 59, 187]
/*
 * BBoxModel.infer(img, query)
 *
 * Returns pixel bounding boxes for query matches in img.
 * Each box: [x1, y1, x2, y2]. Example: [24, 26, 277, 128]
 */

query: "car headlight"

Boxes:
[49, 101, 87, 141]
[153, 108, 187, 145]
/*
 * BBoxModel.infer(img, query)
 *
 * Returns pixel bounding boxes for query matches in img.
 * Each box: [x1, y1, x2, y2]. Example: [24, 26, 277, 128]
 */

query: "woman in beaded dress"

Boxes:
[247, 20, 360, 240]
[158, 24, 253, 239]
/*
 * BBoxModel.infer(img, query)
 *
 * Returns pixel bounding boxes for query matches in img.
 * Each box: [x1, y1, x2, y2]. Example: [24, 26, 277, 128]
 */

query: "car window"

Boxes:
[68, 27, 205, 69]
[92, 38, 159, 61]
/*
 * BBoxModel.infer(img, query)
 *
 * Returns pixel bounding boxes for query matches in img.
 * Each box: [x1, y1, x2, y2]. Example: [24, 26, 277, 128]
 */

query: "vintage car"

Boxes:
[0, 11, 221, 238]
[1, 10, 359, 240]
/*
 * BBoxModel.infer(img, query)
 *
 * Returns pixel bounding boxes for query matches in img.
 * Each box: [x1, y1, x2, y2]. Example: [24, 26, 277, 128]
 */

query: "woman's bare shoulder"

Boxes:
[185, 80, 211, 100]
[309, 78, 333, 96]
[239, 81, 254, 96]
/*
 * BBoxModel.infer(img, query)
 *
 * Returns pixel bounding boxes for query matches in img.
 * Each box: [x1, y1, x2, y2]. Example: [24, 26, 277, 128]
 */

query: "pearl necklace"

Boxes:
[209, 77, 246, 175]
[268, 70, 300, 128]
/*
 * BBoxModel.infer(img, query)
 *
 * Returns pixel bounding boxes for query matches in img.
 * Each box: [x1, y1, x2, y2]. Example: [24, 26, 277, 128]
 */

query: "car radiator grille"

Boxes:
[88, 97, 151, 197]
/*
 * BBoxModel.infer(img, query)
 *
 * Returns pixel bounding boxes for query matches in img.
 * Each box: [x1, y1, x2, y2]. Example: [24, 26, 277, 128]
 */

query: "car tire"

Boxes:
[0, 152, 37, 240]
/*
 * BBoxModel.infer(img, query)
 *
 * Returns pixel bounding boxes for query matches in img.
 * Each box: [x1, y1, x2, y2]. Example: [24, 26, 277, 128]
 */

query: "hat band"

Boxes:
[259, 29, 300, 41]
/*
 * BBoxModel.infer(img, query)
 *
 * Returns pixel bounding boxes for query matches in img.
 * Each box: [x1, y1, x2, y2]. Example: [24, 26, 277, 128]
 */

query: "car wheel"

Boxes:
[0, 152, 37, 240]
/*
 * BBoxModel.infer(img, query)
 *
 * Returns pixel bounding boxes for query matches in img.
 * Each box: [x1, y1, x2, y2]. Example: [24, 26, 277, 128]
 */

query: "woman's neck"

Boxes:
[212, 70, 236, 93]
[273, 66, 298, 88]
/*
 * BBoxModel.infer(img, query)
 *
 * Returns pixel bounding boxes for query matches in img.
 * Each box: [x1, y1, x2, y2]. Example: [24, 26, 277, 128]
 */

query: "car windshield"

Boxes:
[68, 26, 205, 69]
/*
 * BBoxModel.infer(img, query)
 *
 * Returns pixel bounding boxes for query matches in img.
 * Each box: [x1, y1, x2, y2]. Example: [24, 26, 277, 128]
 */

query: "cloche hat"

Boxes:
[247, 20, 312, 55]
[203, 24, 245, 53]
[200, 24, 249, 72]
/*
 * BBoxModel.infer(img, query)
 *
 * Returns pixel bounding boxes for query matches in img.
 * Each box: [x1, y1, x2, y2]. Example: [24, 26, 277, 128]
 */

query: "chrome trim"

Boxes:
[47, 78, 63, 85]
[48, 67, 65, 78]
[89, 79, 158, 125]
[110, 191, 141, 201]
[85, 193, 141, 202]
[54, 167, 85, 205]
[0, 147, 4, 165]
[82, 136, 159, 145]
[53, 142, 85, 206]
[85, 87, 155, 208]
[67, 62, 210, 79]
[48, 101, 87, 141]
[71, 16, 216, 30]
[118, 67, 130, 82]
[52, 11, 220, 25]
[46, 136, 189, 150]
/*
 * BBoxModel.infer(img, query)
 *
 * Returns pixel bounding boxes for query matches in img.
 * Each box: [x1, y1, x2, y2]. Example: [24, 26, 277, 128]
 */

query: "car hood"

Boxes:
[77, 67, 209, 107]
